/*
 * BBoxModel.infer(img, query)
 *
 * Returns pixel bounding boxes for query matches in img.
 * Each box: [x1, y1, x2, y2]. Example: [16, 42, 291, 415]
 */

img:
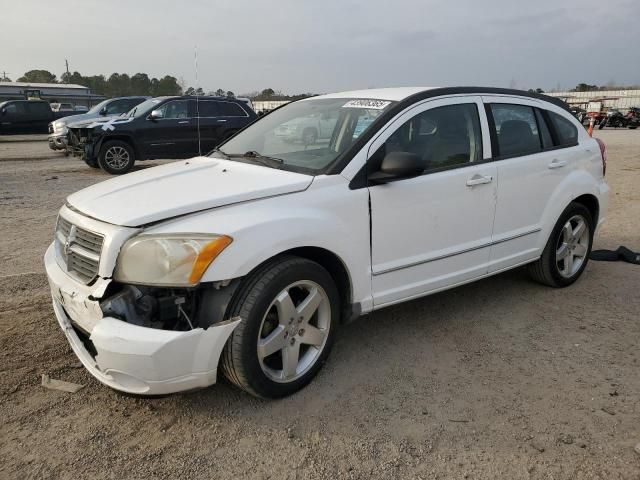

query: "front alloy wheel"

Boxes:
[257, 280, 331, 383]
[221, 256, 339, 398]
[98, 140, 135, 174]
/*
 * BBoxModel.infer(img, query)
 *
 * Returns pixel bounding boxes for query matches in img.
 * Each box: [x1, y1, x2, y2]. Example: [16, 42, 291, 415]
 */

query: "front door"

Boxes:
[138, 99, 198, 158]
[368, 96, 497, 307]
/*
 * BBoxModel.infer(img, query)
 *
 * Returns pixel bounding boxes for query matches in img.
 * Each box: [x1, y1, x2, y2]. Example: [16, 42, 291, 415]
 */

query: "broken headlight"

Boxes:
[114, 234, 232, 287]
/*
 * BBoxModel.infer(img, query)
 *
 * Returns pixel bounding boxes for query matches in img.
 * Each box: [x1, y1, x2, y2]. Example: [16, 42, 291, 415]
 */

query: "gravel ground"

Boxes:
[0, 132, 639, 480]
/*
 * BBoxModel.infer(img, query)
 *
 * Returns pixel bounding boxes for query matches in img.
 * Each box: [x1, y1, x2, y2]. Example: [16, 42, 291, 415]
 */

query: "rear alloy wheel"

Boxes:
[221, 256, 339, 398]
[98, 140, 135, 174]
[527, 202, 594, 287]
[555, 215, 590, 279]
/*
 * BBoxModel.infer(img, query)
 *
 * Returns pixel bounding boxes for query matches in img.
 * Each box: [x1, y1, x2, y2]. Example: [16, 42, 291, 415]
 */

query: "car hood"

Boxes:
[66, 115, 121, 129]
[66, 157, 313, 227]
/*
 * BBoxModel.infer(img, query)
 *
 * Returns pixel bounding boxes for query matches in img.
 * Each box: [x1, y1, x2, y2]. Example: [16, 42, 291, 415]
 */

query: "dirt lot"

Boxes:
[1, 132, 639, 480]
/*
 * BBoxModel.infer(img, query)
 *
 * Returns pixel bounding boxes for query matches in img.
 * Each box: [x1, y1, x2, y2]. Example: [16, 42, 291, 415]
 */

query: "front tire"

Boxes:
[220, 256, 339, 398]
[527, 202, 594, 287]
[84, 157, 100, 168]
[98, 140, 135, 175]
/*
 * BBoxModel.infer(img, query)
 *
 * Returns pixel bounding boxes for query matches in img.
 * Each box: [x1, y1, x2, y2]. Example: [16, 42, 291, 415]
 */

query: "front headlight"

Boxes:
[114, 234, 232, 286]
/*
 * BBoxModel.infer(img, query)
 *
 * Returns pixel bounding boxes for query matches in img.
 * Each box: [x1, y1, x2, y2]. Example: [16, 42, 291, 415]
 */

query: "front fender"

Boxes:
[145, 177, 373, 311]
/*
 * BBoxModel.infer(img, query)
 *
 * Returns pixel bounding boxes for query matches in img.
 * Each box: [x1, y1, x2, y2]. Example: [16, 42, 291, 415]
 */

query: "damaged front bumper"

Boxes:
[44, 243, 240, 395]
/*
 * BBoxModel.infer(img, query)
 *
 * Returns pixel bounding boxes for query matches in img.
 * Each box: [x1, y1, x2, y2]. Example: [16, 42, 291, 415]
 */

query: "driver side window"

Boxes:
[370, 103, 483, 175]
[157, 100, 190, 119]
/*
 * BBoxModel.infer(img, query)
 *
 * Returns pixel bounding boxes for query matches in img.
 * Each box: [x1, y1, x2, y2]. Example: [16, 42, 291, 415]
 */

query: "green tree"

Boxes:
[130, 73, 151, 96]
[214, 88, 225, 97]
[573, 83, 598, 92]
[17, 69, 57, 83]
[154, 75, 182, 96]
[226, 91, 235, 98]
[185, 87, 196, 95]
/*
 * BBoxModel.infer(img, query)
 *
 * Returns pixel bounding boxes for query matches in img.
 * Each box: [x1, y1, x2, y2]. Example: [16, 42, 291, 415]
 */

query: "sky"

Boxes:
[2, 0, 639, 95]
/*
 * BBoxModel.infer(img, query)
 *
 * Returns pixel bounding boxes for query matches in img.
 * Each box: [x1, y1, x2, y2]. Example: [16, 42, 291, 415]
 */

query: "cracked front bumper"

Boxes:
[44, 244, 240, 395]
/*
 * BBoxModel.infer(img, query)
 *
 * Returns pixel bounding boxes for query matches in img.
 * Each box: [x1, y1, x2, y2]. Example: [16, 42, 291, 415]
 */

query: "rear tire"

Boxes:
[98, 140, 135, 175]
[527, 202, 594, 287]
[220, 256, 339, 398]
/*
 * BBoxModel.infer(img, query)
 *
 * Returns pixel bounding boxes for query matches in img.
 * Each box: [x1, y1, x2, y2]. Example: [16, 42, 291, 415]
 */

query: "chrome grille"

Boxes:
[55, 216, 104, 283]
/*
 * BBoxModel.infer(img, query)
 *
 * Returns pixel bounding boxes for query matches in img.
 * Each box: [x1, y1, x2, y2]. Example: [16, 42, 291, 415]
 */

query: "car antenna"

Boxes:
[194, 45, 202, 156]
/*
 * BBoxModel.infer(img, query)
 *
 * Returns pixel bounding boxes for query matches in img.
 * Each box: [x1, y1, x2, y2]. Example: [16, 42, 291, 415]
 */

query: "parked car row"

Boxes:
[65, 96, 258, 173]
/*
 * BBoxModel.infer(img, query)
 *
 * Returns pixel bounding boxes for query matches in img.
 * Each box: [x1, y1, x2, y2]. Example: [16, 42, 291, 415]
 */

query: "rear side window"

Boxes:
[489, 104, 541, 157]
[535, 109, 554, 149]
[197, 100, 220, 117]
[217, 101, 247, 117]
[548, 112, 578, 146]
[26, 102, 50, 115]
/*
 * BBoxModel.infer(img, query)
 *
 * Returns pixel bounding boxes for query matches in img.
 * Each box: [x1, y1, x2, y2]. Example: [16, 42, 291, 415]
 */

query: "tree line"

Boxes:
[11, 69, 182, 97]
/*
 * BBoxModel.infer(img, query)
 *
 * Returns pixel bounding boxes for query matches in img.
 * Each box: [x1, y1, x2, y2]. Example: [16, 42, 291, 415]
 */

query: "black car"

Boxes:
[68, 96, 257, 174]
[0, 100, 67, 134]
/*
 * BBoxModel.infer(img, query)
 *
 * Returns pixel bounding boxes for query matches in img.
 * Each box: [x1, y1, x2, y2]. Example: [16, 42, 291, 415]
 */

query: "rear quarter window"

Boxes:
[549, 112, 578, 147]
[218, 102, 247, 117]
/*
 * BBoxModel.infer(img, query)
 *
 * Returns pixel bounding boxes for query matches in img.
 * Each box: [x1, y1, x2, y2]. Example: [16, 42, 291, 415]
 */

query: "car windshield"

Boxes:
[87, 99, 110, 114]
[213, 97, 395, 174]
[126, 98, 163, 118]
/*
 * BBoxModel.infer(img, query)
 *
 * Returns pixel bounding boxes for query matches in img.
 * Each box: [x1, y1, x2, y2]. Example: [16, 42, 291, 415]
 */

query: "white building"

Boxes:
[546, 90, 640, 112]
[251, 100, 290, 113]
[0, 82, 104, 107]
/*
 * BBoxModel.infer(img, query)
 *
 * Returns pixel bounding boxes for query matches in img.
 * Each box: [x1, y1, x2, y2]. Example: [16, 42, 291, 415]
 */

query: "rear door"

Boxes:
[193, 99, 225, 154]
[137, 99, 197, 158]
[368, 96, 497, 306]
[25, 102, 51, 133]
[483, 97, 577, 272]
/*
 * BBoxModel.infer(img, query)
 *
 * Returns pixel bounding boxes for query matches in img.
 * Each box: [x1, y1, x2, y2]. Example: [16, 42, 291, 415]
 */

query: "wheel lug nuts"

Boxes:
[290, 338, 295, 345]
[299, 329, 305, 336]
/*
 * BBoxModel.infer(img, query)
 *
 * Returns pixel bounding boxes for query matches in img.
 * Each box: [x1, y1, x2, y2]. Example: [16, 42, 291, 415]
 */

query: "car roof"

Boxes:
[309, 86, 570, 112]
[312, 87, 436, 101]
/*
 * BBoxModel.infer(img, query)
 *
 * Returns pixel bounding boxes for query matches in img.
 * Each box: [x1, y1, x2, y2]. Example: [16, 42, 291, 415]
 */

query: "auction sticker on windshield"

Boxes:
[342, 99, 391, 109]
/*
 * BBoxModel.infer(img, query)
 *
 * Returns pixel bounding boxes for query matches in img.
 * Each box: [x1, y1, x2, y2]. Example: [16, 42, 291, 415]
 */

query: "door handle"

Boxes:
[466, 174, 493, 187]
[178, 121, 190, 124]
[216, 119, 227, 123]
[548, 159, 567, 169]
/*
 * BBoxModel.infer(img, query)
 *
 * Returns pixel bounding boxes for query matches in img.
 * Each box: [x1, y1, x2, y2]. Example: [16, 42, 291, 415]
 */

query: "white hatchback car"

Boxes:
[45, 87, 609, 398]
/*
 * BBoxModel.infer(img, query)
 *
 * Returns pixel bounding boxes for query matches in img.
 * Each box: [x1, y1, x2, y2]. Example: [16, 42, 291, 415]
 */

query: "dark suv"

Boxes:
[68, 96, 257, 174]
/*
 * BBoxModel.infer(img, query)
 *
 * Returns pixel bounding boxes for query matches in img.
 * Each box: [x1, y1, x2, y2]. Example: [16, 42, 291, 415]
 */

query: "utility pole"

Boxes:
[65, 59, 70, 81]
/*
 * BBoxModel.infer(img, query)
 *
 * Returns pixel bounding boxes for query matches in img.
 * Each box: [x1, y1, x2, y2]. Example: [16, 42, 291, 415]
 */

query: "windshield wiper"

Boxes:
[227, 150, 284, 168]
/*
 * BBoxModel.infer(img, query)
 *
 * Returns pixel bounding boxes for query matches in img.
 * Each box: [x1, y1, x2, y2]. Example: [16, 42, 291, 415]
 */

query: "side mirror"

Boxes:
[99, 107, 107, 115]
[149, 109, 163, 121]
[368, 151, 425, 184]
[0, 108, 6, 116]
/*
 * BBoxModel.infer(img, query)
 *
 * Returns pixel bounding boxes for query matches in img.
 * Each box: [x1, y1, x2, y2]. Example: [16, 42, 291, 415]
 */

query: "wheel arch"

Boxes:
[572, 193, 599, 226]
[226, 246, 355, 324]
